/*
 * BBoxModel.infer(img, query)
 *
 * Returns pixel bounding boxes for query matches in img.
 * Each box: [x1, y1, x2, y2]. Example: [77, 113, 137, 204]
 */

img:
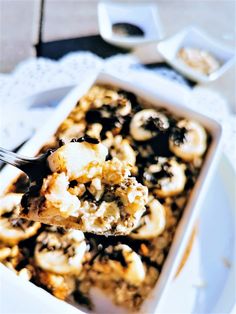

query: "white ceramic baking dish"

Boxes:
[0, 72, 222, 314]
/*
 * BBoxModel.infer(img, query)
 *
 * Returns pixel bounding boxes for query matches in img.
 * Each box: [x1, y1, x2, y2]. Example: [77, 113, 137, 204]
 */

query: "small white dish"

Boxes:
[157, 26, 235, 83]
[98, 2, 163, 49]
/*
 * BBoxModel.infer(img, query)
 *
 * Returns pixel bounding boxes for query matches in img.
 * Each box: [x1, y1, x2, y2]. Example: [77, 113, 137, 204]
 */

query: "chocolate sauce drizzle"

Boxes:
[143, 116, 168, 133]
[170, 126, 187, 146]
[91, 245, 128, 268]
[10, 218, 34, 231]
[85, 102, 127, 138]
[37, 233, 76, 258]
[70, 136, 99, 144]
[143, 160, 173, 186]
[103, 248, 128, 267]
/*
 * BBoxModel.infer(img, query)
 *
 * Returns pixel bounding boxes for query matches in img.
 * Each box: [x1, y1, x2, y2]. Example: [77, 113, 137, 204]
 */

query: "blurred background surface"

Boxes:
[0, 0, 235, 107]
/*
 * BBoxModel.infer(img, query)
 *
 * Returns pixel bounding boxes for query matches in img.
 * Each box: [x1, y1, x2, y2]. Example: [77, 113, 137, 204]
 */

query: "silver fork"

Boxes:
[0, 147, 51, 183]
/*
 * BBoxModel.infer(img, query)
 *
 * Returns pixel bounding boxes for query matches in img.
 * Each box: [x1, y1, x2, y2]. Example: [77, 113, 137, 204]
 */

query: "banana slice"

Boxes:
[130, 197, 166, 239]
[88, 88, 132, 117]
[169, 119, 207, 161]
[48, 140, 108, 180]
[143, 158, 186, 198]
[102, 132, 136, 166]
[38, 270, 76, 300]
[0, 193, 41, 245]
[35, 229, 87, 275]
[130, 109, 169, 141]
[93, 244, 145, 286]
[0, 244, 18, 262]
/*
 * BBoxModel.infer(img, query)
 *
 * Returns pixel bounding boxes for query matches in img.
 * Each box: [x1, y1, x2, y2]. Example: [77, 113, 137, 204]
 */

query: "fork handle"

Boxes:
[0, 147, 25, 168]
[0, 147, 38, 169]
[0, 147, 50, 183]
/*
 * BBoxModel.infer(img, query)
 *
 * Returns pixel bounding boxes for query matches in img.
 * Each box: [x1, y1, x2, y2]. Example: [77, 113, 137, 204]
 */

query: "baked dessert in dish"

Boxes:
[19, 140, 148, 236]
[0, 84, 209, 311]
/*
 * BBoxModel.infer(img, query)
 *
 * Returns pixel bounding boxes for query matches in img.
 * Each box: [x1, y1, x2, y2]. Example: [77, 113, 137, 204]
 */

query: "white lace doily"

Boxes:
[0, 52, 235, 171]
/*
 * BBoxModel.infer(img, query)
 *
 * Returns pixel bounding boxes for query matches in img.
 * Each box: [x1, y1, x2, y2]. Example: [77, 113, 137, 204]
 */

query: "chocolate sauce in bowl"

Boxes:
[112, 22, 145, 37]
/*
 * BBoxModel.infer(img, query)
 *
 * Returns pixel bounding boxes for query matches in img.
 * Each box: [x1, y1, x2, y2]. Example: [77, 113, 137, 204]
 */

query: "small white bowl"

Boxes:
[98, 2, 163, 49]
[157, 26, 235, 83]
